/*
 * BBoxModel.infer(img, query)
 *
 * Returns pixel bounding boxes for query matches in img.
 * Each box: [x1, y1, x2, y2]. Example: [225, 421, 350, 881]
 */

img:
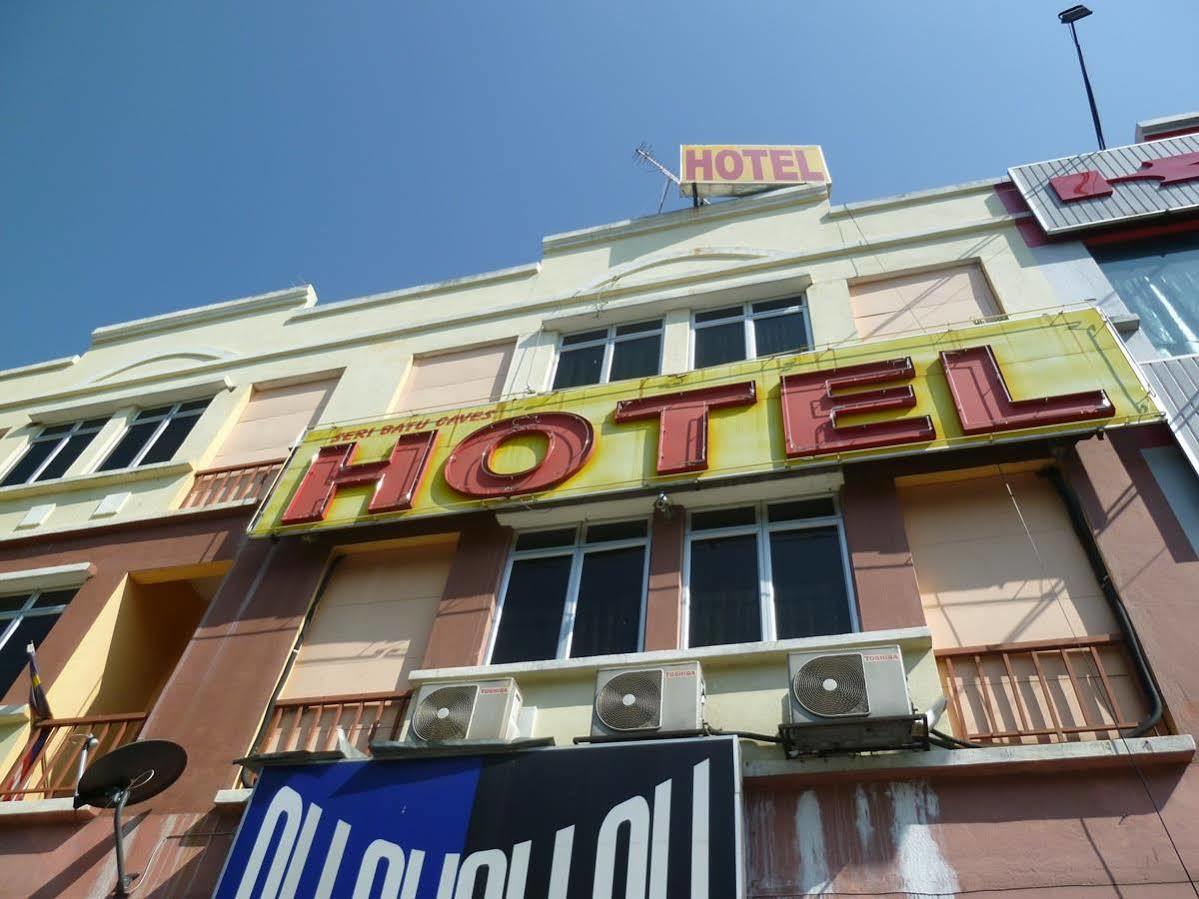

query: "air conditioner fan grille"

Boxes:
[597, 669, 663, 731]
[793, 654, 869, 717]
[413, 684, 478, 742]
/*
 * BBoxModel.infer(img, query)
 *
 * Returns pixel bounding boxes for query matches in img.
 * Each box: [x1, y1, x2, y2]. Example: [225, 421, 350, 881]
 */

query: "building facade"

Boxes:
[0, 127, 1198, 897]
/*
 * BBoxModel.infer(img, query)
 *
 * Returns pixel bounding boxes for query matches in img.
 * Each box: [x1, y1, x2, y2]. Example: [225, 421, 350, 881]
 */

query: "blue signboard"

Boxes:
[215, 736, 741, 898]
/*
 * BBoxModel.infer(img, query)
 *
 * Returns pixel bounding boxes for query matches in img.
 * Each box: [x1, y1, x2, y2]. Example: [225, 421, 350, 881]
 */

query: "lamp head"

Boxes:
[1058, 5, 1093, 24]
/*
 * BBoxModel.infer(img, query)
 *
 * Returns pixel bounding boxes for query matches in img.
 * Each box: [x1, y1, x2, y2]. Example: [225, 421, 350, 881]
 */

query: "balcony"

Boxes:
[936, 634, 1157, 744]
[242, 690, 412, 781]
[2, 711, 146, 801]
[180, 458, 284, 510]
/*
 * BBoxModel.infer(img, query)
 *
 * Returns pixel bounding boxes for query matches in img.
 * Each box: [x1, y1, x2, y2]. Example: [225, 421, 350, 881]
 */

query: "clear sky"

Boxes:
[2, 1, 1196, 369]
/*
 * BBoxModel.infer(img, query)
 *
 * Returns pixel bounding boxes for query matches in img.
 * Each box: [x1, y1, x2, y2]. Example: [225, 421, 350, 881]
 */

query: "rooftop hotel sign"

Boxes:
[249, 309, 1157, 538]
[680, 144, 829, 198]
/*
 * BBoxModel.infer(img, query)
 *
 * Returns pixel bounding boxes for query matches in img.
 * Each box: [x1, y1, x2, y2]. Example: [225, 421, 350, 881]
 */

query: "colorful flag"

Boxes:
[6, 644, 53, 795]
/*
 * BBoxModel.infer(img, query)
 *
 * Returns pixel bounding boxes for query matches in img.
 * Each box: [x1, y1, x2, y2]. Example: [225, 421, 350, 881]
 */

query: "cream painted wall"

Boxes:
[0, 175, 1067, 541]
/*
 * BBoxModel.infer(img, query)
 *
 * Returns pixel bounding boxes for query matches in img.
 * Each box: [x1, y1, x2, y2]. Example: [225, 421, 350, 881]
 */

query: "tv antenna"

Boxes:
[634, 142, 708, 213]
[74, 739, 188, 896]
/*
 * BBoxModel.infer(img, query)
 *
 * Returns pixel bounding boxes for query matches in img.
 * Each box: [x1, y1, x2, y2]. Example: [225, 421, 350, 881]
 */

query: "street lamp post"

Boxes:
[1058, 5, 1107, 151]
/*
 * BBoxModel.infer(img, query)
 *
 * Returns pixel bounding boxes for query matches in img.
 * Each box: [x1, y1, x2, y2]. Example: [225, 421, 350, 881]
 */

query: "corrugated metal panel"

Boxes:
[1143, 354, 1199, 475]
[1009, 135, 1199, 235]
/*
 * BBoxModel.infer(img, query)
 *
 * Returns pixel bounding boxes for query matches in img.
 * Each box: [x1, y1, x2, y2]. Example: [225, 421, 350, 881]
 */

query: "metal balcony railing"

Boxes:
[180, 459, 285, 510]
[2, 712, 147, 801]
[936, 634, 1154, 744]
[247, 689, 412, 762]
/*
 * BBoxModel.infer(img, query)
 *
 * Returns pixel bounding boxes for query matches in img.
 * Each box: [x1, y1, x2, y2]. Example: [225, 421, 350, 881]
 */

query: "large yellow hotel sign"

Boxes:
[250, 310, 1158, 538]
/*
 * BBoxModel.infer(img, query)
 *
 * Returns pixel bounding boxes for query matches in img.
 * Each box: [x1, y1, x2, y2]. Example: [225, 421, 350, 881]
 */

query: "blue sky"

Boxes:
[2, 1, 1196, 369]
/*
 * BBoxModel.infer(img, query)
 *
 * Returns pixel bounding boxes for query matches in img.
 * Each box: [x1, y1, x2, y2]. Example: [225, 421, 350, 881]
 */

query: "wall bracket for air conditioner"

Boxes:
[778, 713, 930, 759]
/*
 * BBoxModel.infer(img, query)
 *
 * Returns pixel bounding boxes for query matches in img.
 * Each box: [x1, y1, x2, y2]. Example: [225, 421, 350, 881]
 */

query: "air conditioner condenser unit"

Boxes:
[592, 661, 704, 738]
[408, 678, 523, 745]
[784, 645, 920, 755]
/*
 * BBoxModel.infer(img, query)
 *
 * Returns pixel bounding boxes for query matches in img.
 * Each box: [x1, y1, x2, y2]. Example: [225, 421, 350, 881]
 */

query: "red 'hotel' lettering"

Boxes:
[614, 382, 757, 474]
[282, 431, 438, 524]
[278, 345, 1116, 526]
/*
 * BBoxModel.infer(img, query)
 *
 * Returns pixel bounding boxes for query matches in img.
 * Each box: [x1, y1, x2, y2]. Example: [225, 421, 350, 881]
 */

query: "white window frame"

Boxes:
[487, 519, 652, 663]
[0, 419, 108, 487]
[95, 399, 210, 472]
[0, 589, 72, 670]
[681, 496, 858, 648]
[689, 297, 811, 369]
[549, 319, 665, 390]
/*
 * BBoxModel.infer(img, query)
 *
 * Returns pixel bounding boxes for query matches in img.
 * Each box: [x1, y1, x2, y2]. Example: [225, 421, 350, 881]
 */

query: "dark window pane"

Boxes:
[615, 319, 661, 337]
[570, 546, 645, 658]
[1, 440, 59, 486]
[585, 520, 647, 543]
[767, 499, 835, 523]
[752, 297, 802, 314]
[609, 335, 661, 381]
[561, 329, 608, 347]
[35, 431, 99, 481]
[771, 526, 852, 640]
[98, 421, 159, 471]
[695, 321, 746, 368]
[553, 345, 605, 389]
[491, 556, 572, 663]
[691, 506, 756, 531]
[31, 590, 75, 610]
[694, 305, 742, 324]
[514, 528, 576, 551]
[38, 424, 75, 437]
[0, 594, 31, 613]
[689, 534, 761, 647]
[753, 312, 808, 357]
[178, 398, 212, 413]
[0, 615, 60, 695]
[81, 418, 110, 431]
[134, 405, 175, 422]
[1094, 234, 1199, 357]
[139, 414, 201, 465]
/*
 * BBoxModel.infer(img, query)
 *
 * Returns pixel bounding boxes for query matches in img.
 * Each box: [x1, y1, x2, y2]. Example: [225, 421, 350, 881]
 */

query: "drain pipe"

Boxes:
[1043, 454, 1164, 737]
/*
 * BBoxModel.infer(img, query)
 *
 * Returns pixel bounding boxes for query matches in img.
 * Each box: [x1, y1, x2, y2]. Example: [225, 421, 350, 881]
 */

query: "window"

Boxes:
[0, 588, 75, 694]
[97, 399, 211, 472]
[399, 341, 515, 413]
[850, 264, 1000, 340]
[490, 520, 650, 664]
[209, 377, 338, 468]
[1093, 232, 1199, 358]
[692, 298, 810, 369]
[0, 419, 108, 487]
[552, 320, 663, 390]
[685, 498, 854, 648]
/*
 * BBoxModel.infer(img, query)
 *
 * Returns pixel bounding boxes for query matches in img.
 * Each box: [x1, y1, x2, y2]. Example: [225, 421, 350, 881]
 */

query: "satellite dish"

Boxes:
[74, 740, 187, 896]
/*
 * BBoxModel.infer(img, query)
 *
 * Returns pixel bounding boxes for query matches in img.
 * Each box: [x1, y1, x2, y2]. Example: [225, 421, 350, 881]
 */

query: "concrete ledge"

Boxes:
[0, 798, 98, 825]
[0, 460, 194, 502]
[214, 788, 252, 807]
[0, 704, 29, 726]
[744, 734, 1195, 784]
[413, 627, 932, 684]
[0, 563, 94, 594]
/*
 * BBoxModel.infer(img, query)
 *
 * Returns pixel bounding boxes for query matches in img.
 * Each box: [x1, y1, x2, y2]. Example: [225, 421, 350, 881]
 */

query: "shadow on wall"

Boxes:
[83, 578, 211, 717]
[24, 810, 152, 899]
